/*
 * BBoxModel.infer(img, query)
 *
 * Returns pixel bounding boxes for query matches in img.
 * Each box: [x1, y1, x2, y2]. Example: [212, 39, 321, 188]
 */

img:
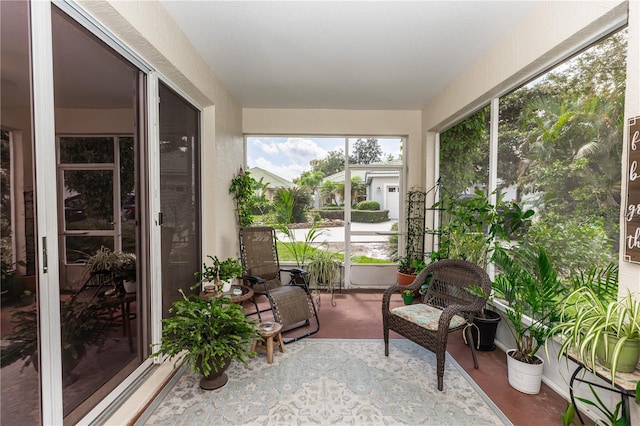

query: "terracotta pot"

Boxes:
[397, 271, 416, 286]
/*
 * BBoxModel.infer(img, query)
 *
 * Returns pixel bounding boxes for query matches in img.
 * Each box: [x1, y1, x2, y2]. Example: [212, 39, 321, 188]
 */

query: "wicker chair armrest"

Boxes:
[437, 303, 482, 330]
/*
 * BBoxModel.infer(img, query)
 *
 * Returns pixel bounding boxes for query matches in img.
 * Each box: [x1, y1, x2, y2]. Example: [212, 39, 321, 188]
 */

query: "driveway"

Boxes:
[276, 220, 398, 243]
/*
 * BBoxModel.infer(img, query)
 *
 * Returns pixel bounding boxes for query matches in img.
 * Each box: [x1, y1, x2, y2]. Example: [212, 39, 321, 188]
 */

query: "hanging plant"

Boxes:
[229, 168, 256, 228]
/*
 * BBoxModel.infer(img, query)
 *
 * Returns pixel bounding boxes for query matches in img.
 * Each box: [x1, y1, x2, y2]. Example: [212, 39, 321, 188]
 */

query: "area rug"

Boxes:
[139, 339, 511, 425]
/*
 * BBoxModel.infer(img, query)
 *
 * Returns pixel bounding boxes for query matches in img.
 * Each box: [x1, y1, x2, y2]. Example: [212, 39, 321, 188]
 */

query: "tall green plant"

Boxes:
[492, 244, 564, 363]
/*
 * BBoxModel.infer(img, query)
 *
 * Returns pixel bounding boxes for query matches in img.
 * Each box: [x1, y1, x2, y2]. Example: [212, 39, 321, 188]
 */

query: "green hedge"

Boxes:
[313, 209, 344, 220]
[313, 209, 389, 223]
[354, 200, 380, 211]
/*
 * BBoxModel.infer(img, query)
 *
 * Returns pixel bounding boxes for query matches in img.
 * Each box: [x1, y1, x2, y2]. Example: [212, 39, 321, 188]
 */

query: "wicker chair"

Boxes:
[382, 259, 492, 391]
[240, 226, 319, 343]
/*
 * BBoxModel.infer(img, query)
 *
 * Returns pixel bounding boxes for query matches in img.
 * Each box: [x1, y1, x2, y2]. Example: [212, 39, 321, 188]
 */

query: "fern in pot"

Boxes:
[151, 289, 257, 390]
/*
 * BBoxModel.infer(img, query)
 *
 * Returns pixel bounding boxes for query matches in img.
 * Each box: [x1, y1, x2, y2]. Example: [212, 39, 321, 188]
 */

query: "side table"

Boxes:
[199, 284, 254, 304]
[251, 322, 284, 364]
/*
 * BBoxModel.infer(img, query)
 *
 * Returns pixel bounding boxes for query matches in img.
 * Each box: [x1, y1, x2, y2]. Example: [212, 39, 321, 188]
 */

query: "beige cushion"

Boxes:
[391, 303, 466, 331]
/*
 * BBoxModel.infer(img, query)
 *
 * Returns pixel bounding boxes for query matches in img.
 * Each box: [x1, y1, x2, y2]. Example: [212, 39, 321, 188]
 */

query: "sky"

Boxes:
[246, 137, 403, 182]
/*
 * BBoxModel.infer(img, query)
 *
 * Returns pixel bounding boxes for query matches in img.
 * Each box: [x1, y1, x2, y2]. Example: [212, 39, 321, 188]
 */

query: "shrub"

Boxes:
[521, 215, 614, 277]
[351, 210, 389, 223]
[354, 200, 380, 211]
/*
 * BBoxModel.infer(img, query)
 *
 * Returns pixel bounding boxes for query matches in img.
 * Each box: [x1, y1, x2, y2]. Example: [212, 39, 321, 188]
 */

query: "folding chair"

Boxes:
[240, 226, 320, 343]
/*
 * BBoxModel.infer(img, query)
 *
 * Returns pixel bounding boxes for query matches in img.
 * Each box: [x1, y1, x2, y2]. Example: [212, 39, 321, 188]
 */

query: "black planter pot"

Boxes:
[470, 309, 501, 351]
[198, 356, 232, 390]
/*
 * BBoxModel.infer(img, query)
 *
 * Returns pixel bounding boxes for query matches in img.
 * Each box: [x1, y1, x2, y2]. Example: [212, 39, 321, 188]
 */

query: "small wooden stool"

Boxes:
[251, 322, 284, 364]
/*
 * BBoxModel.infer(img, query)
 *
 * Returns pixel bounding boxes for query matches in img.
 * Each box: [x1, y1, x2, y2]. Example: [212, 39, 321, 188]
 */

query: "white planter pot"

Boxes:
[123, 280, 137, 294]
[221, 279, 233, 293]
[506, 349, 544, 394]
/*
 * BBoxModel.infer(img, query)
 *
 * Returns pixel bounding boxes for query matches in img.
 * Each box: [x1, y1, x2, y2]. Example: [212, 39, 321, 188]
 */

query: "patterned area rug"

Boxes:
[139, 339, 511, 425]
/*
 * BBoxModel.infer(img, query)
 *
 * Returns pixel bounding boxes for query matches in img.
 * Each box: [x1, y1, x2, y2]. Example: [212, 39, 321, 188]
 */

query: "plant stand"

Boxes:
[567, 353, 639, 425]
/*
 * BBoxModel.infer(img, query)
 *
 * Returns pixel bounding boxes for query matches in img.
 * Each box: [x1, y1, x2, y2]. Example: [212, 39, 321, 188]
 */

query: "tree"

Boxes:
[310, 149, 345, 176]
[320, 181, 339, 206]
[273, 187, 312, 223]
[295, 170, 324, 194]
[439, 107, 489, 197]
[351, 138, 382, 164]
[337, 176, 367, 206]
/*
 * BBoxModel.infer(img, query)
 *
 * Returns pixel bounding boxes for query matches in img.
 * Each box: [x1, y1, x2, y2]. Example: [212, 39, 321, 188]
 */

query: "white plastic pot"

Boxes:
[506, 349, 544, 394]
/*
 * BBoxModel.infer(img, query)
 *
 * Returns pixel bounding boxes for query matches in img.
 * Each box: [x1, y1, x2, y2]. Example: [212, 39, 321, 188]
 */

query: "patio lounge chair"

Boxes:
[382, 259, 491, 391]
[239, 226, 319, 343]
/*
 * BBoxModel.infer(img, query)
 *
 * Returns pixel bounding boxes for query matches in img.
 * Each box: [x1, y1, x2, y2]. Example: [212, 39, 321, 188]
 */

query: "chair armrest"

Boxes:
[241, 275, 266, 285]
[280, 267, 308, 277]
[437, 303, 482, 330]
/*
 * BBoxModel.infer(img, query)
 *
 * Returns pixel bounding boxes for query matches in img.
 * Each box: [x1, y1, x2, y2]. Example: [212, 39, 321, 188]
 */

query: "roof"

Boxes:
[248, 167, 295, 189]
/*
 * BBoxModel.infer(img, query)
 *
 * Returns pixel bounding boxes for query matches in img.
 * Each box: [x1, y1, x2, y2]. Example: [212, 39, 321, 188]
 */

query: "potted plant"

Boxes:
[552, 286, 640, 382]
[194, 255, 244, 295]
[397, 255, 427, 286]
[84, 247, 135, 294]
[19, 290, 35, 306]
[466, 285, 502, 351]
[492, 244, 564, 394]
[440, 190, 535, 352]
[116, 252, 136, 293]
[402, 289, 415, 305]
[306, 248, 342, 307]
[151, 289, 257, 390]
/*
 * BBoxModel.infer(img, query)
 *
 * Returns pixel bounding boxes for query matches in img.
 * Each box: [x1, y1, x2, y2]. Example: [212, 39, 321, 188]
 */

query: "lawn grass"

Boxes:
[276, 241, 394, 265]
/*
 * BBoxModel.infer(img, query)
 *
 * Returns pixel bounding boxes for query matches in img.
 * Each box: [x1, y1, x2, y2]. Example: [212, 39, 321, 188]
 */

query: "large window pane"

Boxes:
[63, 170, 114, 230]
[52, 6, 142, 422]
[0, 1, 41, 424]
[498, 29, 627, 275]
[59, 136, 114, 163]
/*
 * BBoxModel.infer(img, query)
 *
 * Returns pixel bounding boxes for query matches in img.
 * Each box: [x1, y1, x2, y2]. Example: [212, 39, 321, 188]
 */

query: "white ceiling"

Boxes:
[1, 1, 539, 111]
[160, 1, 539, 110]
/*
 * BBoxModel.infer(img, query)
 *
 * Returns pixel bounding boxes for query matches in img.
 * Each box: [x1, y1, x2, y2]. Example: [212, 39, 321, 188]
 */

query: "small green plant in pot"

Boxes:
[194, 256, 244, 295]
[402, 289, 415, 305]
[151, 289, 257, 390]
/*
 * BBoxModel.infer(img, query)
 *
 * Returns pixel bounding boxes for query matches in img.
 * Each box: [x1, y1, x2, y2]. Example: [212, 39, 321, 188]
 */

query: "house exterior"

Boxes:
[321, 163, 401, 219]
[248, 166, 295, 202]
[0, 1, 638, 424]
